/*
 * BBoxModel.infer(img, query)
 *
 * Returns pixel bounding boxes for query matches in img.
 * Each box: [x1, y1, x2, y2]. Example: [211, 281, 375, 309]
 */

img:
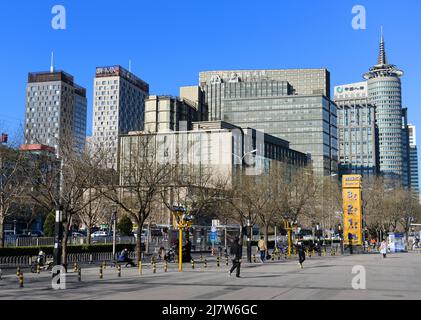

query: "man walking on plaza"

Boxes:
[297, 241, 306, 269]
[258, 236, 267, 263]
[229, 236, 243, 278]
[380, 239, 388, 258]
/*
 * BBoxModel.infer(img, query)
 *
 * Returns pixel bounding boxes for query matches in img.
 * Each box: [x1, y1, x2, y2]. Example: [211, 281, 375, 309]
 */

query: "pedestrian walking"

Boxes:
[297, 241, 306, 269]
[380, 239, 388, 258]
[229, 236, 243, 278]
[258, 236, 267, 263]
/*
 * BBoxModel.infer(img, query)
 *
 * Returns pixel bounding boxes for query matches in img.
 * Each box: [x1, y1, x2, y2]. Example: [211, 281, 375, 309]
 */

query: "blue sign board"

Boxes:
[210, 231, 217, 242]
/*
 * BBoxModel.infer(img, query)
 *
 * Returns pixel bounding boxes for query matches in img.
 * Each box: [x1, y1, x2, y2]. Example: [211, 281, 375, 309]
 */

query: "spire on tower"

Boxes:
[378, 26, 388, 66]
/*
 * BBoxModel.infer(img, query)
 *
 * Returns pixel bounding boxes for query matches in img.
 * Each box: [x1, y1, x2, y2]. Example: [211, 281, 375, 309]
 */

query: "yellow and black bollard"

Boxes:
[271, 253, 275, 261]
[200, 254, 203, 262]
[164, 261, 168, 273]
[191, 259, 195, 270]
[217, 256, 220, 268]
[102, 261, 107, 270]
[99, 265, 104, 279]
[204, 259, 208, 269]
[153, 262, 157, 274]
[36, 263, 41, 274]
[226, 256, 229, 266]
[18, 272, 24, 288]
[16, 267, 21, 277]
[78, 267, 82, 282]
[252, 254, 256, 263]
[117, 264, 122, 277]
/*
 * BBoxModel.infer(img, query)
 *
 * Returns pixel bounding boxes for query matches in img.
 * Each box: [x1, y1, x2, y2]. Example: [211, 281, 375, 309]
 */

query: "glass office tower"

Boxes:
[199, 69, 338, 176]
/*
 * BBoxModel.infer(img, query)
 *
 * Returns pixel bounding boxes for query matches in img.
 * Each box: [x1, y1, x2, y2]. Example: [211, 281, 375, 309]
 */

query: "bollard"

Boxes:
[217, 256, 220, 268]
[312, 249, 315, 257]
[19, 272, 24, 288]
[252, 254, 256, 263]
[271, 253, 275, 261]
[153, 262, 157, 274]
[191, 260, 195, 270]
[204, 259, 208, 269]
[73, 263, 78, 273]
[138, 260, 143, 276]
[164, 261, 168, 273]
[200, 255, 203, 262]
[16, 267, 21, 277]
[36, 263, 41, 274]
[117, 265, 122, 277]
[102, 261, 107, 270]
[99, 265, 103, 279]
[78, 267, 82, 282]
[226, 256, 229, 266]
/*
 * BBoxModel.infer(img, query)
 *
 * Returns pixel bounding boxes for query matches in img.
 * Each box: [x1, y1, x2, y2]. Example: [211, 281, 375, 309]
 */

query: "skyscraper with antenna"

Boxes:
[24, 54, 87, 154]
[363, 28, 407, 186]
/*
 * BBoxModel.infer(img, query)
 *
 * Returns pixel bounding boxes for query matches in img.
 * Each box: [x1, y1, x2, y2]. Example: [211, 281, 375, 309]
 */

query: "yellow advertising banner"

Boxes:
[343, 175, 363, 246]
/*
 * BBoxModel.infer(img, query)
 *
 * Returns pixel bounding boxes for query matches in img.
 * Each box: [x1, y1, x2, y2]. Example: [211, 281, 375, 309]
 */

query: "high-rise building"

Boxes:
[363, 30, 406, 185]
[408, 124, 419, 201]
[199, 69, 337, 176]
[24, 70, 87, 154]
[92, 65, 149, 169]
[334, 82, 379, 177]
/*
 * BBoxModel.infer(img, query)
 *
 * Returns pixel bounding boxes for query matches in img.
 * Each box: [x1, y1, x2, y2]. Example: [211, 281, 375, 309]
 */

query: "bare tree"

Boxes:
[24, 140, 102, 264]
[100, 134, 177, 263]
[0, 145, 26, 247]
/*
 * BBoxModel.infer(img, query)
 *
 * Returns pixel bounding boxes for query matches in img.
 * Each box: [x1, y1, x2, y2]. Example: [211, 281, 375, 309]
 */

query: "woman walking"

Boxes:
[380, 239, 388, 258]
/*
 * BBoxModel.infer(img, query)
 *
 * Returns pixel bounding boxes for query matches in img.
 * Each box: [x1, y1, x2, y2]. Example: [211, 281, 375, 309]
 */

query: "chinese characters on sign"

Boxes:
[343, 175, 363, 246]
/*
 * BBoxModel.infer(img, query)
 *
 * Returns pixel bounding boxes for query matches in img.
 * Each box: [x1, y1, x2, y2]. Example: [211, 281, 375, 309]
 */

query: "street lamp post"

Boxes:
[112, 211, 117, 260]
[53, 205, 63, 269]
[247, 219, 252, 263]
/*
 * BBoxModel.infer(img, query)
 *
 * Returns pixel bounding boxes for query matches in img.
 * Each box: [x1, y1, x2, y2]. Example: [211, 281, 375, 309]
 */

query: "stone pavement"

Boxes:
[0, 252, 420, 300]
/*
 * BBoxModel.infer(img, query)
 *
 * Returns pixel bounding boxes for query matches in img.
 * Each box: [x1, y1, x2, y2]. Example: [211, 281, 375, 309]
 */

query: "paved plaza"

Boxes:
[1, 252, 420, 300]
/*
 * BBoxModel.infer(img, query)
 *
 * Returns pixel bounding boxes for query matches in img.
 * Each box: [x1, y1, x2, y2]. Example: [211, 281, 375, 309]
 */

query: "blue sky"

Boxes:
[0, 1, 420, 163]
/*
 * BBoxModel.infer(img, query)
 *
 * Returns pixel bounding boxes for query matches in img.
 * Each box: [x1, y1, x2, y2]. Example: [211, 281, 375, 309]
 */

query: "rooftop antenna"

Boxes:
[50, 52, 55, 73]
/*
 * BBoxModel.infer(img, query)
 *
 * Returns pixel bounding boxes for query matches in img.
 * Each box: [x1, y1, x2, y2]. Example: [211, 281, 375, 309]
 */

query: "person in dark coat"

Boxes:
[229, 236, 243, 278]
[297, 241, 306, 269]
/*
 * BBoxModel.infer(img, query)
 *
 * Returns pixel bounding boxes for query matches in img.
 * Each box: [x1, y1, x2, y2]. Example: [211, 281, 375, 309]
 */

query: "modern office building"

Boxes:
[92, 65, 149, 169]
[408, 124, 420, 201]
[24, 70, 87, 154]
[144, 87, 206, 133]
[334, 81, 379, 177]
[363, 30, 406, 185]
[119, 121, 309, 224]
[199, 69, 337, 176]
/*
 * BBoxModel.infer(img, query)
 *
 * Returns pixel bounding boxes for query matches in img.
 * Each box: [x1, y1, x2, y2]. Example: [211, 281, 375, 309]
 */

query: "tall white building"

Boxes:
[24, 70, 87, 155]
[92, 65, 149, 169]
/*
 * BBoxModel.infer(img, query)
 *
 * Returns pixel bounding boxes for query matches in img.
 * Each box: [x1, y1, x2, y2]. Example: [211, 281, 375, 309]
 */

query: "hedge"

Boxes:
[0, 244, 137, 257]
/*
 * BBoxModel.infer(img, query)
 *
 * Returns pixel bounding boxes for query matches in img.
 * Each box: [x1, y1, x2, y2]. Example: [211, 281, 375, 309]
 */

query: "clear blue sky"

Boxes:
[1, 1, 420, 161]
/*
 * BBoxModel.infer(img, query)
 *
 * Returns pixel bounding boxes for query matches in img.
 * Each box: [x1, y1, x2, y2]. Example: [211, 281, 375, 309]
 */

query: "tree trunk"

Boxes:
[136, 223, 144, 264]
[264, 223, 269, 249]
[0, 216, 4, 249]
[87, 227, 91, 245]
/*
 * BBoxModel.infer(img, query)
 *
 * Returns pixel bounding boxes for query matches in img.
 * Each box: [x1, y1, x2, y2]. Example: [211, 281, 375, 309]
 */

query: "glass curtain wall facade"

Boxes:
[199, 70, 337, 176]
[334, 82, 379, 177]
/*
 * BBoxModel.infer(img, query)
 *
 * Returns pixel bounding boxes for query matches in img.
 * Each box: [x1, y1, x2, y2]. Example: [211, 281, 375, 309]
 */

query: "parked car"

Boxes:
[91, 231, 108, 238]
